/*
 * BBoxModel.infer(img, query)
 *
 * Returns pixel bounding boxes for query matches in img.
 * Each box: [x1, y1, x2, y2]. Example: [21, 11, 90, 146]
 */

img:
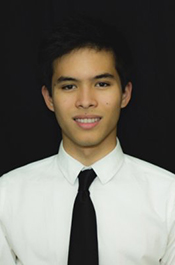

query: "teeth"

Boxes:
[75, 118, 100, 123]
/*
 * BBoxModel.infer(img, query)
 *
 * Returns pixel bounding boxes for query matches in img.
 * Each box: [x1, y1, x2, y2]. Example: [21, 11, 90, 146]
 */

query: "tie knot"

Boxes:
[78, 169, 97, 192]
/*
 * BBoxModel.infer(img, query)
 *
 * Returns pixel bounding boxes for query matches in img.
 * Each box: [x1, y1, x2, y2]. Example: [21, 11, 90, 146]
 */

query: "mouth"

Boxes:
[73, 116, 102, 129]
[74, 117, 101, 123]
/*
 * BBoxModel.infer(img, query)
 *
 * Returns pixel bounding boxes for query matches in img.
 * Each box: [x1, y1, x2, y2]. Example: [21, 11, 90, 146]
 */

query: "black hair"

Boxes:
[38, 15, 133, 95]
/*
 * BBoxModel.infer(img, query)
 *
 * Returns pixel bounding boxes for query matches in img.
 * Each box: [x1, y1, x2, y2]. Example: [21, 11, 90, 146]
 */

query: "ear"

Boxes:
[121, 82, 132, 108]
[41, 86, 54, 112]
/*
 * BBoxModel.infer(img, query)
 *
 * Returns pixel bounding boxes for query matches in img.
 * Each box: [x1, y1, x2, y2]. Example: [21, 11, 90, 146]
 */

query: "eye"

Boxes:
[61, 84, 76, 90]
[96, 82, 110, 87]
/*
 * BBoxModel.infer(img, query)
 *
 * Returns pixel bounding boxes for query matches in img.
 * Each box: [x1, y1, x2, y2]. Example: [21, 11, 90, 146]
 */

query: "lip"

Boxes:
[73, 115, 102, 119]
[73, 115, 102, 129]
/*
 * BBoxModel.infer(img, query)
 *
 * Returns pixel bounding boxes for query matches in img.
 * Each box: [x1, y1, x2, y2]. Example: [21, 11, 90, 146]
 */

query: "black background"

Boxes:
[1, 0, 175, 176]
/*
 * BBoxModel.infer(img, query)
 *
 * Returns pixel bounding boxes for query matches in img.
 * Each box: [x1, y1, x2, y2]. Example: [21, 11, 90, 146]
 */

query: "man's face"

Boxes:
[42, 48, 132, 153]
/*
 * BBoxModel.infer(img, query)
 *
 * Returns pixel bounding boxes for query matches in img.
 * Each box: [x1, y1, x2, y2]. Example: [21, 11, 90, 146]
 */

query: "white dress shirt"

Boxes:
[0, 140, 175, 265]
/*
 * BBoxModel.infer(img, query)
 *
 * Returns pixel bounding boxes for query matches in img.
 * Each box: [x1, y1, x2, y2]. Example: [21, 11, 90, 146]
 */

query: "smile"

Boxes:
[73, 116, 102, 129]
[74, 118, 101, 123]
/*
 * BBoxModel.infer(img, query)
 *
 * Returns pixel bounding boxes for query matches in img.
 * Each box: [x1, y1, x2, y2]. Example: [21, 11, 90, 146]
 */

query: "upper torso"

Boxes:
[0, 141, 175, 265]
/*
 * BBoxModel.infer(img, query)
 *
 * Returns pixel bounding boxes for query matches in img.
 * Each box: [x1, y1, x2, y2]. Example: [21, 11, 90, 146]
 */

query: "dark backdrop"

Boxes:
[1, 0, 175, 176]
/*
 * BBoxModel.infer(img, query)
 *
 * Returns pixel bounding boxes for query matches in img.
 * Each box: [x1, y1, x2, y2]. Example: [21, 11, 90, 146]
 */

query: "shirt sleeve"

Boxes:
[0, 175, 18, 265]
[0, 221, 17, 265]
[160, 181, 175, 265]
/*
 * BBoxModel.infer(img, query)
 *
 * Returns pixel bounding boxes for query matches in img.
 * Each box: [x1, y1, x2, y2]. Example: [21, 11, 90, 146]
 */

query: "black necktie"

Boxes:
[68, 169, 99, 265]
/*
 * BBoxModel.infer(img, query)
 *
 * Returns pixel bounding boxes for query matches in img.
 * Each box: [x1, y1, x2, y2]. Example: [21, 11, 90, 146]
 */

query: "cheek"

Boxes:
[101, 90, 122, 107]
[53, 97, 70, 113]
[104, 98, 121, 109]
[53, 98, 74, 126]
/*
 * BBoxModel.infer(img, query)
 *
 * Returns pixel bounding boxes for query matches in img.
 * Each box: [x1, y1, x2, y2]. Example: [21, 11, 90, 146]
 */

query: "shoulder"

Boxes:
[125, 153, 174, 176]
[122, 155, 175, 230]
[125, 154, 175, 182]
[0, 154, 58, 185]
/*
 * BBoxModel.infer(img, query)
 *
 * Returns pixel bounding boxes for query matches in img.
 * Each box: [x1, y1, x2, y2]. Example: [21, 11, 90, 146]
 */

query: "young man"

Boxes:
[0, 16, 175, 265]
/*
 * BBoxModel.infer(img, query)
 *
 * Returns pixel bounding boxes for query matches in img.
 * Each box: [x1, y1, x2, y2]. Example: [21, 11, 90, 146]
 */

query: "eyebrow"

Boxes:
[94, 73, 115, 79]
[56, 76, 77, 83]
[55, 73, 115, 84]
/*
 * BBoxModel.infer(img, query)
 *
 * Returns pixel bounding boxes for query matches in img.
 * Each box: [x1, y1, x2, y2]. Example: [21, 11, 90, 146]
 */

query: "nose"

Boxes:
[75, 87, 98, 109]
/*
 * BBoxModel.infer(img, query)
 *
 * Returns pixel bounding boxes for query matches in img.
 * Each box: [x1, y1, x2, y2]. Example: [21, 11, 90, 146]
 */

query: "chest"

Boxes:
[3, 182, 166, 265]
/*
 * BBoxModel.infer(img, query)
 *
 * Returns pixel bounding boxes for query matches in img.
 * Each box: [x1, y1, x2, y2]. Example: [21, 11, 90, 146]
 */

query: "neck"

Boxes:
[62, 137, 117, 166]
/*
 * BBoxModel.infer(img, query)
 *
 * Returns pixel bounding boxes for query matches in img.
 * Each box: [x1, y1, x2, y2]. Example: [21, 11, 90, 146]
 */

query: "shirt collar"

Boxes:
[57, 139, 124, 185]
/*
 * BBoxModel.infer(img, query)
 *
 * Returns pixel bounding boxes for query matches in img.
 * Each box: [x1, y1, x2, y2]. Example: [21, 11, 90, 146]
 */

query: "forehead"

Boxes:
[52, 48, 117, 78]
